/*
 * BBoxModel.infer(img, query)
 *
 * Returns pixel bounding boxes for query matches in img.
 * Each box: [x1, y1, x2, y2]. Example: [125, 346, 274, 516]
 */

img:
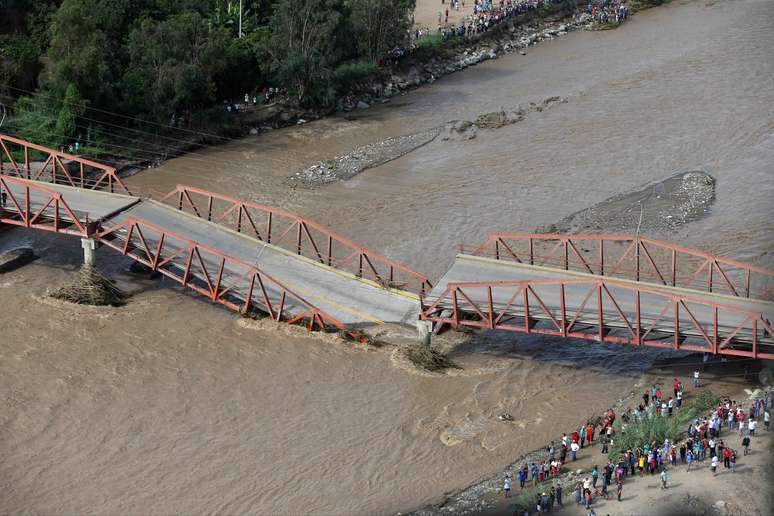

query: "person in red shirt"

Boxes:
[586, 423, 595, 444]
[673, 378, 681, 397]
[571, 430, 580, 444]
[722, 447, 732, 468]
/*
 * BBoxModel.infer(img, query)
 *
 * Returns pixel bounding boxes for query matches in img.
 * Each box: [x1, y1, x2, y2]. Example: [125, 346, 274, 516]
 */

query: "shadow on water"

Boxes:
[446, 328, 694, 374]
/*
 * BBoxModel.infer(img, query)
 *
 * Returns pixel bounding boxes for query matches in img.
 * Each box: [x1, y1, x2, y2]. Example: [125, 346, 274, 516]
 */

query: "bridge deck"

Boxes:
[427, 255, 774, 351]
[109, 201, 421, 327]
[2, 180, 139, 222]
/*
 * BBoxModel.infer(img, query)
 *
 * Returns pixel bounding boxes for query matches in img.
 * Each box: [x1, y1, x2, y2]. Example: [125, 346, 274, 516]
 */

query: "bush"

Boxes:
[416, 33, 444, 49]
[332, 61, 378, 94]
[608, 390, 720, 461]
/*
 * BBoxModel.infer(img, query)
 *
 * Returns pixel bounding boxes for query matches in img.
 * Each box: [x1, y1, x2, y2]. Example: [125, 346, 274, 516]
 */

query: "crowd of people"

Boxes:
[224, 88, 289, 115]
[503, 370, 771, 515]
[433, 0, 568, 41]
[585, 0, 629, 24]
[430, 0, 631, 43]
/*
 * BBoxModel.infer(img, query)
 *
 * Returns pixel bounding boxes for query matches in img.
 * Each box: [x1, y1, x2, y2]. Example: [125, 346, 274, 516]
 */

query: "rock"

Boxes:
[576, 469, 583, 475]
[249, 127, 258, 135]
[356, 101, 370, 110]
[520, 50, 527, 55]
[296, 119, 307, 125]
[279, 111, 292, 122]
[475, 110, 509, 129]
[505, 111, 525, 124]
[0, 247, 36, 273]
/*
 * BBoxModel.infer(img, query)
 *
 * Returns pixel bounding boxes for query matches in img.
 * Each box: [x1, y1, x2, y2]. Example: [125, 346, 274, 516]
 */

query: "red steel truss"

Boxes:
[465, 233, 774, 300]
[421, 279, 774, 359]
[97, 216, 351, 333]
[161, 184, 432, 295]
[0, 174, 91, 236]
[0, 133, 131, 194]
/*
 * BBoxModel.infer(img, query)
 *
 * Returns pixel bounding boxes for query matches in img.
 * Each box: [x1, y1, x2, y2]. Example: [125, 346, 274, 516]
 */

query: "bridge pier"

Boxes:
[416, 320, 433, 346]
[81, 238, 97, 266]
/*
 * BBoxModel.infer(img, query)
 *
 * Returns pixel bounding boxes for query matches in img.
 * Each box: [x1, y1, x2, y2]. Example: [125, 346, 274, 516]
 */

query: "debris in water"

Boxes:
[49, 265, 127, 306]
[0, 247, 36, 273]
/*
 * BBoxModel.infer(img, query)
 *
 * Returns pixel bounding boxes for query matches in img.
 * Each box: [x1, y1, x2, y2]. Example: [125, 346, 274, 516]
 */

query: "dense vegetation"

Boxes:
[608, 390, 721, 462]
[0, 0, 415, 150]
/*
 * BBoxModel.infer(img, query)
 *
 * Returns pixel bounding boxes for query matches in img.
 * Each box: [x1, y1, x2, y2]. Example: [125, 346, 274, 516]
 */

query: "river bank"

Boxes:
[411, 357, 771, 515]
[110, 1, 599, 168]
[2, 0, 773, 512]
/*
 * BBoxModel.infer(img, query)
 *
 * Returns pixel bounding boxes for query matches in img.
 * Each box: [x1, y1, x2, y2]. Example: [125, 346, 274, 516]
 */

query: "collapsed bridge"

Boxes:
[1, 133, 772, 358]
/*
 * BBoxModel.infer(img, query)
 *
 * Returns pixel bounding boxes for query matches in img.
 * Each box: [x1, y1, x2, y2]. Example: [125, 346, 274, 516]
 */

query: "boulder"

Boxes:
[356, 101, 370, 110]
[475, 110, 509, 129]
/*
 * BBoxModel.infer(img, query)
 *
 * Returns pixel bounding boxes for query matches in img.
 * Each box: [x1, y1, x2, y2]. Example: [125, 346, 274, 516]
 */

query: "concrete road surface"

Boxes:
[1, 179, 139, 222]
[109, 201, 421, 327]
[429, 255, 774, 346]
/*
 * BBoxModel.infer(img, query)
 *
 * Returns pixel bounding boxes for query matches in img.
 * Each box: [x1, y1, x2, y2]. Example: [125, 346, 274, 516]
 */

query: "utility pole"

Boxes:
[239, 0, 243, 38]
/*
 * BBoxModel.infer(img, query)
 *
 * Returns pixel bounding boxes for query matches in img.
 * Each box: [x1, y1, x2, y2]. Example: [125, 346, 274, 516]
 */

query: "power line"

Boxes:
[0, 83, 233, 141]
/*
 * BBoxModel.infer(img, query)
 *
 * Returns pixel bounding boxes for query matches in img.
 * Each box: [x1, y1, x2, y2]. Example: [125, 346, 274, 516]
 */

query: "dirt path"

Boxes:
[415, 0, 476, 29]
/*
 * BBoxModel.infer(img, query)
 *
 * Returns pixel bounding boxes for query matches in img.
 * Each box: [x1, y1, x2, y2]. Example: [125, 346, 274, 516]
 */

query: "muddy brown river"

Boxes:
[1, 0, 773, 514]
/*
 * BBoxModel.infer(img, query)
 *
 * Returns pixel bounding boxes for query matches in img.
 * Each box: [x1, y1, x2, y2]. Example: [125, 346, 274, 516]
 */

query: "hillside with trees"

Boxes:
[0, 0, 415, 152]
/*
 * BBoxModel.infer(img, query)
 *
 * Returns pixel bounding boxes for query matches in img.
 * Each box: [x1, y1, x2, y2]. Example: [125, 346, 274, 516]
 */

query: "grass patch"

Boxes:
[609, 390, 720, 461]
[416, 33, 445, 49]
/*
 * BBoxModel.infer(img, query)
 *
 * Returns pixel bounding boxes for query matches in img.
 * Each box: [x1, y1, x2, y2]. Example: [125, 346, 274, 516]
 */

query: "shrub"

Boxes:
[608, 390, 720, 461]
[332, 61, 379, 94]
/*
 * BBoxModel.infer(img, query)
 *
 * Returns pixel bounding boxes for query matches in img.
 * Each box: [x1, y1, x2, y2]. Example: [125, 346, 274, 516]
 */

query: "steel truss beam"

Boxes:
[421, 278, 774, 359]
[161, 184, 432, 295]
[0, 175, 90, 236]
[97, 216, 352, 334]
[0, 133, 131, 194]
[465, 233, 774, 300]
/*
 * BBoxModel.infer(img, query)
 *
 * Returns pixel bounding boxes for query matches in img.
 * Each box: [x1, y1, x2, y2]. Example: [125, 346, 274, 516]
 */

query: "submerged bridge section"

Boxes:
[2, 133, 773, 357]
[0, 134, 427, 334]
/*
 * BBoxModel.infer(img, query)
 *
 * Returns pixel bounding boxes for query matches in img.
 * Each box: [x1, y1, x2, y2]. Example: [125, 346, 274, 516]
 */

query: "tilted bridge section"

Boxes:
[1, 133, 772, 357]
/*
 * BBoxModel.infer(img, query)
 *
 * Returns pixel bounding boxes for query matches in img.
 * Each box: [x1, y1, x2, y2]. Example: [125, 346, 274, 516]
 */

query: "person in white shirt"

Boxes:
[765, 409, 770, 431]
[710, 455, 719, 474]
[693, 370, 700, 387]
[570, 441, 580, 461]
[503, 475, 512, 498]
[748, 419, 757, 436]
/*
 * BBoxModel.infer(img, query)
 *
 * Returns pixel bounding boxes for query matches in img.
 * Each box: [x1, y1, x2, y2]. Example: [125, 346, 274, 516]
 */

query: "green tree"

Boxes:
[44, 0, 147, 107]
[346, 0, 415, 63]
[11, 93, 59, 147]
[122, 12, 229, 122]
[264, 0, 344, 107]
[54, 82, 86, 141]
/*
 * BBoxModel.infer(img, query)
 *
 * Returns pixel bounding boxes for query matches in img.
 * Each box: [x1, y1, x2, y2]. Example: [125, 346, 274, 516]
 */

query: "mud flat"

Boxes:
[292, 97, 567, 186]
[541, 171, 716, 234]
[291, 128, 442, 186]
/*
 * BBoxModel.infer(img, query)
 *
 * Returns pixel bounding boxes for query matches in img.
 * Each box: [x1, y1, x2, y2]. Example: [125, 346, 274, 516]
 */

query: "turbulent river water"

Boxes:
[1, 0, 773, 514]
